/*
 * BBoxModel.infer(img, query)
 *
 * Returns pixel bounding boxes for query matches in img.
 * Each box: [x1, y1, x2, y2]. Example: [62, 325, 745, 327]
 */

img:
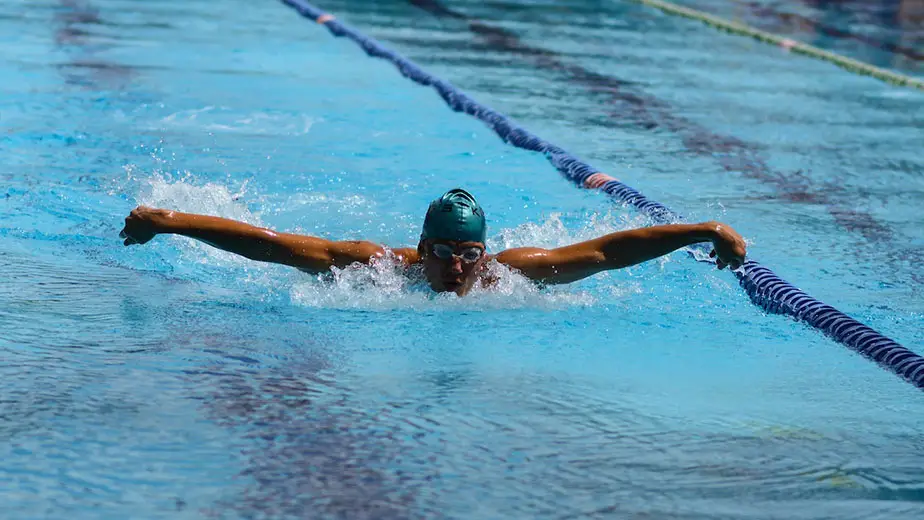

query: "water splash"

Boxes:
[137, 172, 261, 225]
[289, 252, 597, 311]
[489, 210, 651, 250]
[120, 172, 286, 287]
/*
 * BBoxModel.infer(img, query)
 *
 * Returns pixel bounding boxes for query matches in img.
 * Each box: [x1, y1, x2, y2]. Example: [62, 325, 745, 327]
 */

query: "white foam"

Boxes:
[489, 210, 651, 250]
[157, 106, 317, 136]
[138, 173, 260, 225]
[289, 251, 597, 311]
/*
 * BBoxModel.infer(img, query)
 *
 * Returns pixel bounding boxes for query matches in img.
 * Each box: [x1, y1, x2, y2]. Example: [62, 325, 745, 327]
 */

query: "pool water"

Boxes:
[2, 0, 923, 518]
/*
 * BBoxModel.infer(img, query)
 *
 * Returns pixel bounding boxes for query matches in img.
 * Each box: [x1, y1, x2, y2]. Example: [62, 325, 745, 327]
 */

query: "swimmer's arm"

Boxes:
[494, 222, 746, 284]
[119, 206, 388, 273]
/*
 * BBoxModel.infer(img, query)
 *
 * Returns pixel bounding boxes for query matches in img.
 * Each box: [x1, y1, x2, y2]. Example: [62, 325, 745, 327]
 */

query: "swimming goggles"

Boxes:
[431, 244, 484, 263]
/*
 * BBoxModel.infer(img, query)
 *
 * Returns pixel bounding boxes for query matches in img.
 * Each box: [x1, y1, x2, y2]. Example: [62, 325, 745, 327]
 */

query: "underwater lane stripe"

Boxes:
[278, 0, 924, 391]
[628, 0, 924, 91]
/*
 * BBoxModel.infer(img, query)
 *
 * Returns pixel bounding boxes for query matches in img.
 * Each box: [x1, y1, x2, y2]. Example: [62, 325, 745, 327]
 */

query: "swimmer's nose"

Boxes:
[449, 256, 463, 274]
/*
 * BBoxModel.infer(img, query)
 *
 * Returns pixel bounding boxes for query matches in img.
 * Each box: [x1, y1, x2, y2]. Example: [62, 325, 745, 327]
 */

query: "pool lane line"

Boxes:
[732, 0, 923, 62]
[278, 0, 924, 390]
[628, 0, 924, 91]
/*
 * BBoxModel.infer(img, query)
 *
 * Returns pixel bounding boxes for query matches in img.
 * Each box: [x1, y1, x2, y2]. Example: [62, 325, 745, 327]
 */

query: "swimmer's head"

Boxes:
[420, 188, 487, 244]
[418, 188, 488, 296]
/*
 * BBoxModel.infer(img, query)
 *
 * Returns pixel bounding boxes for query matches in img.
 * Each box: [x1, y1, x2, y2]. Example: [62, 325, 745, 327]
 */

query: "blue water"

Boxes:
[2, 0, 923, 518]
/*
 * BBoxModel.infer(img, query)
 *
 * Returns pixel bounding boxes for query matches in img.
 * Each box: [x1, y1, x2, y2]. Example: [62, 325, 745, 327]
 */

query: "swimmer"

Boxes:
[119, 188, 746, 296]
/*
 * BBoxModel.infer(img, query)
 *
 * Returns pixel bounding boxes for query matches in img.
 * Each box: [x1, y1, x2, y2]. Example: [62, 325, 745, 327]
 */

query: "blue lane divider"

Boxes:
[279, 0, 924, 391]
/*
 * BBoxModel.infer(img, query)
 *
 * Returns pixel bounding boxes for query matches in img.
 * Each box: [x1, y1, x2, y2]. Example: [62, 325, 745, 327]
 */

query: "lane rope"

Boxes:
[278, 0, 924, 390]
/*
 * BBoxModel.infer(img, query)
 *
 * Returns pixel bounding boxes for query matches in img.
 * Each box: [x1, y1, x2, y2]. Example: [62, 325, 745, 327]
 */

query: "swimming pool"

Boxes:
[2, 0, 923, 517]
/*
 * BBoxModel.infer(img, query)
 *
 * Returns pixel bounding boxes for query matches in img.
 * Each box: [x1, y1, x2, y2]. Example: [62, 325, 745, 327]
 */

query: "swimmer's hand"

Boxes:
[119, 206, 168, 246]
[706, 221, 746, 270]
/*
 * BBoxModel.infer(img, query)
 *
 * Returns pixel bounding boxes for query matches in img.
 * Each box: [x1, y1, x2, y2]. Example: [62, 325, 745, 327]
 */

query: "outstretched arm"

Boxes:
[494, 221, 746, 284]
[119, 206, 392, 273]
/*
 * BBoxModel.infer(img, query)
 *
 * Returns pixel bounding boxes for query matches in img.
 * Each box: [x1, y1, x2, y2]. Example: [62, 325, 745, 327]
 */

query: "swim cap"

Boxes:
[420, 188, 487, 244]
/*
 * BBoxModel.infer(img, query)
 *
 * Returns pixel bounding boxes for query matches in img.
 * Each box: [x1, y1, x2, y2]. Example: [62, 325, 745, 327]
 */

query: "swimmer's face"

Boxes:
[418, 239, 487, 296]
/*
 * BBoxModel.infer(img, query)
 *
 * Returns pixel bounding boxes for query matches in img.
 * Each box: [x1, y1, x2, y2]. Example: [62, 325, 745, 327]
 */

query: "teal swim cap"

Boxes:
[420, 188, 487, 244]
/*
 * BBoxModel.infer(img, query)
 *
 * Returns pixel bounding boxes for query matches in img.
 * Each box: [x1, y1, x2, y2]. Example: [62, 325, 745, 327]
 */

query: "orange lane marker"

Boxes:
[584, 172, 618, 190]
